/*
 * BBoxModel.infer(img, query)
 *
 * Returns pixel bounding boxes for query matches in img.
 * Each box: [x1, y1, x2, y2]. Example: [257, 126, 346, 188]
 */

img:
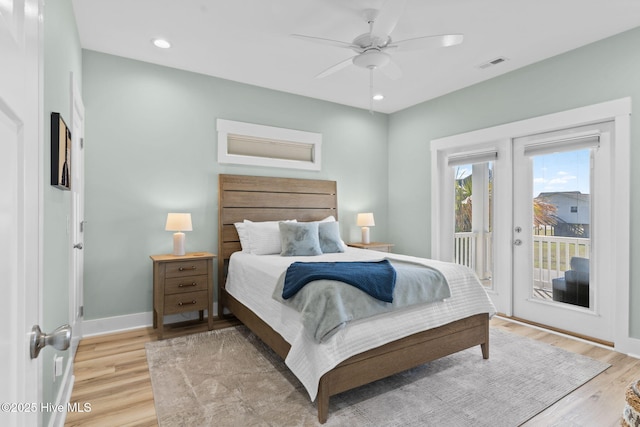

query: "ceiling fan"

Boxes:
[291, 0, 463, 87]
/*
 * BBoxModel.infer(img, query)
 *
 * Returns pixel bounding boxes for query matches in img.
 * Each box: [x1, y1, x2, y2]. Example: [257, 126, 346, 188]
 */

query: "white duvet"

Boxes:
[225, 247, 496, 401]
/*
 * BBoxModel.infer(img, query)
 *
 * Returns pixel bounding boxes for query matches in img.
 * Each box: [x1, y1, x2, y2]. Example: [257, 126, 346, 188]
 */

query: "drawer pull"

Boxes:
[178, 300, 197, 306]
[178, 282, 197, 288]
[178, 266, 197, 272]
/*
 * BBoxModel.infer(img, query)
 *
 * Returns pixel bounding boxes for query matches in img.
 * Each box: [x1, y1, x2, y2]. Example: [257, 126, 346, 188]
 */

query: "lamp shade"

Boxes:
[165, 213, 193, 232]
[356, 213, 375, 227]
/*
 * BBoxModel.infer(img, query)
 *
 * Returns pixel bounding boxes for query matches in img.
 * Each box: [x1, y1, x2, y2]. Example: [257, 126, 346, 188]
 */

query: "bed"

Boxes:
[217, 174, 496, 423]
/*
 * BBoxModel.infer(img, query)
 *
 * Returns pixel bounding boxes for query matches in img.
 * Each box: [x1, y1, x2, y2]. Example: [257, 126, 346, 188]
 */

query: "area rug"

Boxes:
[145, 326, 608, 426]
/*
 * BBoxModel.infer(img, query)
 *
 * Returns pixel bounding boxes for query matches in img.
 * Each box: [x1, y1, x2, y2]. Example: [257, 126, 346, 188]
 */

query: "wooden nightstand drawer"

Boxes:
[163, 290, 209, 314]
[165, 260, 208, 278]
[150, 252, 216, 339]
[164, 275, 209, 295]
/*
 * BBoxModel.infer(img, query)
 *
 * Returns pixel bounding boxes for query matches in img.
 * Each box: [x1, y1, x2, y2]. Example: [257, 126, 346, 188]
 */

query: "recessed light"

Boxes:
[152, 38, 171, 49]
[372, 94, 384, 101]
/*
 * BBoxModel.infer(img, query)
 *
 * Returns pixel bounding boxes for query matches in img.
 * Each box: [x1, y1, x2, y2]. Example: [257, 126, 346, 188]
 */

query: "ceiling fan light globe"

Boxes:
[353, 50, 390, 69]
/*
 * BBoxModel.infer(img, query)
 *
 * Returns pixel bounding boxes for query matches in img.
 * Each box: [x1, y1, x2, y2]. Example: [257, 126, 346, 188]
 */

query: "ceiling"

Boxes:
[72, 0, 640, 114]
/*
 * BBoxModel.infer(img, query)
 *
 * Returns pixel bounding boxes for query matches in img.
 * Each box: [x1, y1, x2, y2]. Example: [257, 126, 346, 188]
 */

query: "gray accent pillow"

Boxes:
[319, 221, 345, 253]
[279, 221, 322, 256]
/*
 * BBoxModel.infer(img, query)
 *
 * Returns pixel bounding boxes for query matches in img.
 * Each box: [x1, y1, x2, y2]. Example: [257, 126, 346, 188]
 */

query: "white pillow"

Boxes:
[319, 215, 336, 222]
[234, 222, 250, 252]
[245, 219, 296, 255]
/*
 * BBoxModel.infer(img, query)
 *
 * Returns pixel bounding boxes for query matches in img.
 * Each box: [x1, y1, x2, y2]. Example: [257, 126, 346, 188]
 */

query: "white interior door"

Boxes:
[0, 0, 43, 426]
[70, 73, 85, 352]
[512, 122, 614, 342]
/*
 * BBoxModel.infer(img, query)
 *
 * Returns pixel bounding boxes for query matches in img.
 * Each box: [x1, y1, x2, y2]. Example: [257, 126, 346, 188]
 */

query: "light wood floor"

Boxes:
[64, 317, 639, 427]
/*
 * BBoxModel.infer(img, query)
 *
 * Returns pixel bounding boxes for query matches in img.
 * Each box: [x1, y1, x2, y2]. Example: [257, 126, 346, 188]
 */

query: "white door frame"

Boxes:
[431, 98, 635, 354]
[69, 72, 85, 353]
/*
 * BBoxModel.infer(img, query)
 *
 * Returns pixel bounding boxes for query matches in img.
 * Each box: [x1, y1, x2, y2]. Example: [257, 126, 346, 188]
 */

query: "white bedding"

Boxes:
[225, 247, 496, 401]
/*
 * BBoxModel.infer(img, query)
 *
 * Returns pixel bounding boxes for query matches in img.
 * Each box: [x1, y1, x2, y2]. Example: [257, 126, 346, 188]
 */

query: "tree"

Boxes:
[533, 196, 557, 233]
[454, 169, 473, 232]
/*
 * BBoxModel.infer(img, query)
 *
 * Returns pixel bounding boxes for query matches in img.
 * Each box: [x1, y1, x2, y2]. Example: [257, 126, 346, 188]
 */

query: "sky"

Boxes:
[455, 148, 591, 197]
[532, 149, 591, 197]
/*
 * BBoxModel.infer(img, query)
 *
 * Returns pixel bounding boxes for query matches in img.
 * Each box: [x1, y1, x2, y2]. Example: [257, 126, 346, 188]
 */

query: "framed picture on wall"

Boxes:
[51, 112, 71, 190]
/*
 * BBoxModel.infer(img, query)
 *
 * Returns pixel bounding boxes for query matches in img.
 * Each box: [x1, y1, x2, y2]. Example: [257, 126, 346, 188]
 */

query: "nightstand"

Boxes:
[150, 252, 215, 339]
[347, 242, 395, 253]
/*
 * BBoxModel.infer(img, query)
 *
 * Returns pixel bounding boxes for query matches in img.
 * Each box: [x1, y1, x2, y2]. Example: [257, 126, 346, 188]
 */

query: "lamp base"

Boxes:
[361, 227, 370, 244]
[173, 232, 186, 256]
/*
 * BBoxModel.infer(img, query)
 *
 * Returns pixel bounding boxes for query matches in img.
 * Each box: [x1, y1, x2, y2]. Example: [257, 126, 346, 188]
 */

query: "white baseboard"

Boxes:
[82, 304, 219, 337]
[619, 336, 640, 359]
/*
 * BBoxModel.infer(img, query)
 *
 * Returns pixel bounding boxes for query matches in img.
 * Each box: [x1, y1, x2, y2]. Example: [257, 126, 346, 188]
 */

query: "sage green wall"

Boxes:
[43, 0, 82, 421]
[81, 50, 389, 320]
[387, 27, 640, 336]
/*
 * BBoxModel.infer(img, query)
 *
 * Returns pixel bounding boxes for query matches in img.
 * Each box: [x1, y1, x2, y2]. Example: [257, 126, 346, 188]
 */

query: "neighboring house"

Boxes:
[537, 191, 591, 237]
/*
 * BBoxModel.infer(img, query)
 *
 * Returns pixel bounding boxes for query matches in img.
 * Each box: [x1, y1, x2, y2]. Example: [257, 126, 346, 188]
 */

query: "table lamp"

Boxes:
[165, 213, 192, 256]
[356, 212, 375, 244]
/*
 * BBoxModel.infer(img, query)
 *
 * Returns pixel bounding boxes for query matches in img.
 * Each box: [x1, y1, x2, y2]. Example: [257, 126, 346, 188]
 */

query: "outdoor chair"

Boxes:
[551, 256, 589, 308]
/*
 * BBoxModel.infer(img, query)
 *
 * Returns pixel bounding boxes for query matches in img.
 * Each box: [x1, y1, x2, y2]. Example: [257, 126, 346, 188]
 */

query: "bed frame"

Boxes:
[217, 173, 489, 423]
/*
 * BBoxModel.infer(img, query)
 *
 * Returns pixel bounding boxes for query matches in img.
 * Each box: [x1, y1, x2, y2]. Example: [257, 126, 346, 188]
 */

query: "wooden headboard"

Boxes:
[217, 174, 338, 314]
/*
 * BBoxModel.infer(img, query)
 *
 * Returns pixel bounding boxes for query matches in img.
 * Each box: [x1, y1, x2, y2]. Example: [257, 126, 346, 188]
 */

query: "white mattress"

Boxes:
[225, 247, 496, 401]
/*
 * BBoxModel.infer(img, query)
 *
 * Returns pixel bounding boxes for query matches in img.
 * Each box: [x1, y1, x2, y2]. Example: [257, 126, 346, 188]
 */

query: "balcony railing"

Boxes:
[533, 234, 590, 291]
[453, 232, 589, 293]
[454, 231, 492, 280]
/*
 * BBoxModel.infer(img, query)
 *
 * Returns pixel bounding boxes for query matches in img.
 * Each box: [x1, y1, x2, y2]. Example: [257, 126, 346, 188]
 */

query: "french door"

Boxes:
[512, 122, 614, 342]
[432, 112, 624, 344]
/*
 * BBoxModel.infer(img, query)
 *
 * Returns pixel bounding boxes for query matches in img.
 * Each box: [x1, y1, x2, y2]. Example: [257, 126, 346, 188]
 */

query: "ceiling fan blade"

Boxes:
[370, 0, 407, 42]
[315, 56, 355, 79]
[290, 34, 359, 50]
[388, 34, 464, 52]
[378, 59, 402, 80]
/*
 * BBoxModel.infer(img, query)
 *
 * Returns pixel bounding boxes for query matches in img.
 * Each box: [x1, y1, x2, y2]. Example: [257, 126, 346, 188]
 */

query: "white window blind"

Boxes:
[227, 134, 314, 162]
[521, 132, 600, 157]
[217, 119, 321, 170]
[447, 149, 498, 167]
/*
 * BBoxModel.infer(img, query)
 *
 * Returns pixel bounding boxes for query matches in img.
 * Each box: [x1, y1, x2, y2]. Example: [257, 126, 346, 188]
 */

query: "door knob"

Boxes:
[30, 324, 72, 359]
[73, 243, 83, 250]
[514, 239, 523, 246]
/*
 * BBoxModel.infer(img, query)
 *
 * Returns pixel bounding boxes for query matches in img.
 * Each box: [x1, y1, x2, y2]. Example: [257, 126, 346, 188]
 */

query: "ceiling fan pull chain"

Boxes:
[369, 68, 374, 114]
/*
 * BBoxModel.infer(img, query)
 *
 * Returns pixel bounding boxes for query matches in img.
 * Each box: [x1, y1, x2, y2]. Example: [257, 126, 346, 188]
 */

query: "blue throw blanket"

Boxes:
[273, 259, 451, 342]
[282, 260, 396, 303]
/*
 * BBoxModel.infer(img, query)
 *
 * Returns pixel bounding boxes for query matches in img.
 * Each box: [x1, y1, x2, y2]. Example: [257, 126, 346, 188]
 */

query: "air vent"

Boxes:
[478, 56, 508, 69]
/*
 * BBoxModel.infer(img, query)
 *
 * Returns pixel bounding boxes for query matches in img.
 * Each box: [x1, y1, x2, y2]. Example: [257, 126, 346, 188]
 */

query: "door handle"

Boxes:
[514, 239, 522, 246]
[30, 324, 72, 359]
[73, 243, 83, 250]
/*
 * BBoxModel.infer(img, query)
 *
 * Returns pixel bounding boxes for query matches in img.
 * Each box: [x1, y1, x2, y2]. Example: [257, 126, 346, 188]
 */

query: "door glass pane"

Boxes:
[453, 162, 493, 287]
[531, 149, 591, 308]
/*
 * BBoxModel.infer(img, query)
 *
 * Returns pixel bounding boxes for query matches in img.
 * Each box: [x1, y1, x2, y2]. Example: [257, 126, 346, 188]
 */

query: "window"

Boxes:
[571, 206, 578, 213]
[217, 119, 321, 171]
